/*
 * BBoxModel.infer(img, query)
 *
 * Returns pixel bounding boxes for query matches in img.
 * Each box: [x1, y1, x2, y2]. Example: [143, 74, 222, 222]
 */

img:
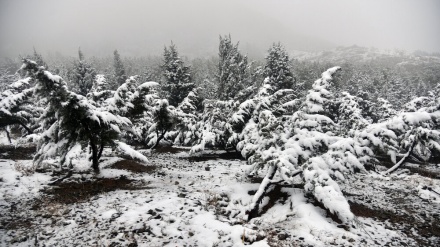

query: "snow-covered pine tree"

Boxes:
[230, 77, 298, 150]
[217, 35, 249, 100]
[170, 87, 204, 146]
[0, 66, 20, 92]
[190, 99, 238, 153]
[359, 87, 440, 174]
[70, 48, 97, 96]
[240, 67, 373, 224]
[113, 49, 127, 88]
[337, 92, 369, 137]
[146, 99, 177, 149]
[107, 76, 138, 116]
[376, 97, 397, 122]
[21, 59, 146, 172]
[263, 43, 294, 91]
[162, 43, 194, 107]
[31, 47, 48, 69]
[0, 77, 35, 142]
[126, 81, 160, 146]
[86, 74, 113, 107]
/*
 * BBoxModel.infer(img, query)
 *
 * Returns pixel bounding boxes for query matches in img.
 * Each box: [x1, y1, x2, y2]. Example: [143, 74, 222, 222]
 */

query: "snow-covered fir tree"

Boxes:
[113, 49, 127, 88]
[126, 81, 160, 146]
[190, 100, 238, 152]
[376, 97, 397, 122]
[86, 74, 113, 107]
[337, 92, 370, 136]
[31, 47, 48, 69]
[217, 35, 249, 100]
[0, 77, 35, 142]
[70, 48, 97, 96]
[235, 67, 373, 224]
[162, 43, 194, 106]
[170, 87, 204, 146]
[21, 59, 147, 172]
[107, 76, 138, 116]
[145, 99, 177, 148]
[263, 43, 294, 91]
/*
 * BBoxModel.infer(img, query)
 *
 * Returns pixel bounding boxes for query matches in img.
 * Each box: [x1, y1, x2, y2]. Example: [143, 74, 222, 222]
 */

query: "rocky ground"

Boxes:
[0, 145, 439, 246]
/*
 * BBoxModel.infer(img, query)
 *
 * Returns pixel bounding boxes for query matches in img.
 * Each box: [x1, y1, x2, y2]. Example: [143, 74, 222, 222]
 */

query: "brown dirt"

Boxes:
[41, 176, 149, 205]
[0, 145, 36, 160]
[349, 202, 440, 246]
[185, 151, 244, 162]
[109, 159, 157, 173]
[155, 146, 189, 154]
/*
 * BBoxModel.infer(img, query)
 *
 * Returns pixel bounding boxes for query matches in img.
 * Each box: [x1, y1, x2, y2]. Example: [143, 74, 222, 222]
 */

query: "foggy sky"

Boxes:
[1, 0, 439, 59]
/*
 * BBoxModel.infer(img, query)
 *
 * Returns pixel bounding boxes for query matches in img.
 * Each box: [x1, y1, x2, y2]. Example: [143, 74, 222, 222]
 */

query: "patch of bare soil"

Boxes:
[186, 151, 245, 162]
[0, 145, 36, 160]
[109, 159, 158, 173]
[155, 146, 189, 153]
[349, 201, 440, 246]
[40, 177, 148, 205]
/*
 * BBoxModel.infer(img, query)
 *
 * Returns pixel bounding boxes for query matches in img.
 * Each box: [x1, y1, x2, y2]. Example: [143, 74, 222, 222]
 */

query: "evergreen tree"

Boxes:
[126, 81, 160, 146]
[70, 48, 97, 96]
[170, 87, 204, 146]
[237, 67, 372, 223]
[31, 47, 48, 69]
[337, 92, 369, 137]
[86, 74, 113, 107]
[263, 43, 294, 91]
[162, 43, 194, 106]
[21, 59, 146, 172]
[0, 77, 35, 142]
[146, 99, 177, 148]
[113, 49, 127, 88]
[217, 35, 249, 100]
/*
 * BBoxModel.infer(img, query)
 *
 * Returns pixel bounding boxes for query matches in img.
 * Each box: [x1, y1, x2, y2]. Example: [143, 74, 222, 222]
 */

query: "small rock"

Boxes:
[278, 233, 288, 240]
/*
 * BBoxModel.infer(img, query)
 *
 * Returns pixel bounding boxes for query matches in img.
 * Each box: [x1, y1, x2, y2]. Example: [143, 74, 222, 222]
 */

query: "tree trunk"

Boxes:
[247, 165, 277, 220]
[385, 136, 417, 175]
[90, 140, 99, 172]
[97, 140, 105, 160]
[18, 121, 33, 134]
[152, 130, 167, 149]
[5, 128, 12, 144]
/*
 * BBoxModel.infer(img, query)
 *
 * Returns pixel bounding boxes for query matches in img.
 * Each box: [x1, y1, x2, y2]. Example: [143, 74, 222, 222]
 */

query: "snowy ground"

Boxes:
[0, 145, 439, 246]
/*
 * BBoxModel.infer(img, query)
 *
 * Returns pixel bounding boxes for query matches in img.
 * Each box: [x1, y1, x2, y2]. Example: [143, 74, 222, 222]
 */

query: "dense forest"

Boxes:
[1, 36, 440, 246]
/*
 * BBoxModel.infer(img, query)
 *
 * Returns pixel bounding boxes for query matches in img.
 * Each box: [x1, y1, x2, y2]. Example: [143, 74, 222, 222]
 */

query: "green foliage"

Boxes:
[113, 49, 127, 88]
[264, 43, 294, 91]
[162, 43, 194, 106]
[217, 35, 249, 100]
[70, 48, 97, 96]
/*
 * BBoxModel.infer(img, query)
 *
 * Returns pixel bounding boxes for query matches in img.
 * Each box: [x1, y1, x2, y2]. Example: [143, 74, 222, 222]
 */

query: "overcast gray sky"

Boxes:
[0, 0, 439, 58]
